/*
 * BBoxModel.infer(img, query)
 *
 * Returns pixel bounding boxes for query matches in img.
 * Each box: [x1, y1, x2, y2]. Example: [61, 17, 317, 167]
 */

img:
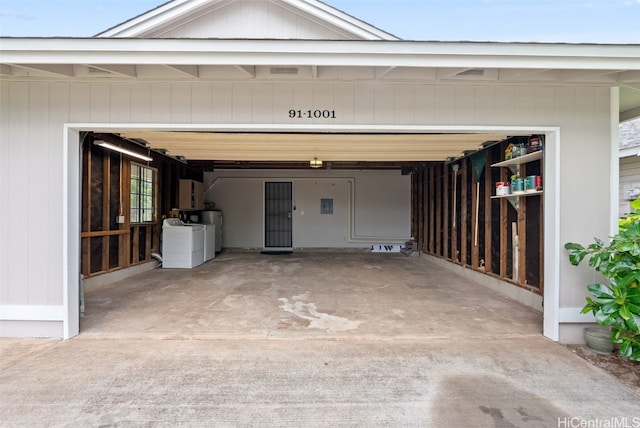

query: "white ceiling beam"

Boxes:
[559, 69, 620, 82]
[375, 66, 396, 79]
[437, 68, 469, 80]
[234, 65, 255, 78]
[8, 63, 75, 76]
[87, 64, 137, 77]
[165, 64, 199, 78]
[498, 68, 553, 80]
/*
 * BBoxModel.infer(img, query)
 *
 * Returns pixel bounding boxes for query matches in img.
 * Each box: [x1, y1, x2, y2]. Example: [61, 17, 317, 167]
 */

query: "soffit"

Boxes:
[2, 38, 639, 120]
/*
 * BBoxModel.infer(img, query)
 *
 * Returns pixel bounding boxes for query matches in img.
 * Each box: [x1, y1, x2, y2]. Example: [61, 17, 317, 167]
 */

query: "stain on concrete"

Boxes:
[517, 407, 544, 423]
[479, 406, 518, 428]
[431, 375, 568, 427]
[232, 282, 271, 293]
[392, 308, 406, 318]
[278, 295, 362, 332]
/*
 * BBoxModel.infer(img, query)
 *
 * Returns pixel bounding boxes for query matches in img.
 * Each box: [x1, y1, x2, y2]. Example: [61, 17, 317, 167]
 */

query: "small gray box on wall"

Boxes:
[320, 198, 333, 214]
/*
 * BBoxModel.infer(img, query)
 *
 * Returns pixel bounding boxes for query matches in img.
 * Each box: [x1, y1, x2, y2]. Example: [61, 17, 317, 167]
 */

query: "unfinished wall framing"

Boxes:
[80, 133, 198, 278]
[413, 137, 544, 294]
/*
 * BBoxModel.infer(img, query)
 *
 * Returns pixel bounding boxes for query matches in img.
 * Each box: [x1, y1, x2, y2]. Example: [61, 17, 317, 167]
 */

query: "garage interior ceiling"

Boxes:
[120, 131, 507, 165]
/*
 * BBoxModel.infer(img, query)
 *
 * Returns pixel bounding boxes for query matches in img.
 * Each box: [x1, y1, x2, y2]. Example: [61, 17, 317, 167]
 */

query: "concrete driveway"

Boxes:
[1, 253, 638, 427]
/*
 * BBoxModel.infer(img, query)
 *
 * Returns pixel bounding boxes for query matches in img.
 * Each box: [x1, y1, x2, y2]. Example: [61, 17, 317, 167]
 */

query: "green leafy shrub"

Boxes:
[564, 209, 640, 361]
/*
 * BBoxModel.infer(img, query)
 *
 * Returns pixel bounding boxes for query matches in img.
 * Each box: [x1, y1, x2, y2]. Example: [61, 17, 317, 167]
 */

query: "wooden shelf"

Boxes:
[491, 150, 543, 168]
[491, 190, 543, 199]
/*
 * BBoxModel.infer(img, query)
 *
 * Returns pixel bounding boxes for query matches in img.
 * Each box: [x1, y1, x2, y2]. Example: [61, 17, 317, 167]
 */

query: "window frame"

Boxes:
[130, 162, 157, 224]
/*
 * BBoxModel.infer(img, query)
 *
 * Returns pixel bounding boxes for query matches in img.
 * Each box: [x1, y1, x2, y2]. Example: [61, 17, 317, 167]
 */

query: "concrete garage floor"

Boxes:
[1, 252, 639, 427]
[79, 252, 542, 340]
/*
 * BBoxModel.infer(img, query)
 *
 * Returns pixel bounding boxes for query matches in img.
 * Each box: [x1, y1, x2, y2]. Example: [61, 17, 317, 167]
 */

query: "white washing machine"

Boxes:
[162, 219, 205, 269]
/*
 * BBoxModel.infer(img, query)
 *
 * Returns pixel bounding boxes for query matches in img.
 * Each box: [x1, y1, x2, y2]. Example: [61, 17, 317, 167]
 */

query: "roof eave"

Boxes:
[1, 38, 639, 71]
[95, 0, 400, 41]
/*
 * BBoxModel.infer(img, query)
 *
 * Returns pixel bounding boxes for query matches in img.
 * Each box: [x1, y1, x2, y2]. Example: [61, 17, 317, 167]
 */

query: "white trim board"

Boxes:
[558, 307, 596, 323]
[61, 122, 560, 341]
[0, 305, 65, 321]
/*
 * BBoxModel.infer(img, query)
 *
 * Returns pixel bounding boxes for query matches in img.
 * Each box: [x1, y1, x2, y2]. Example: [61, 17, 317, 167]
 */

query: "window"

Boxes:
[130, 164, 156, 223]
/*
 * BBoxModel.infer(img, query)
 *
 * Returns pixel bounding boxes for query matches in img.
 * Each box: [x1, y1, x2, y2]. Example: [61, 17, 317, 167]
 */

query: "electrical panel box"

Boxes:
[320, 198, 333, 215]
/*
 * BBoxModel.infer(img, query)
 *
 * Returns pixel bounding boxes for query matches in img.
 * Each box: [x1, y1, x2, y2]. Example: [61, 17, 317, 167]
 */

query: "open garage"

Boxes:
[1, 0, 640, 344]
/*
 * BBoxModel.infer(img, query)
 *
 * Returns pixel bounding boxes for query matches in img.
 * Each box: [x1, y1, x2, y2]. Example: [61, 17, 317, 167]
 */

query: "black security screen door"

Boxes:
[264, 182, 292, 248]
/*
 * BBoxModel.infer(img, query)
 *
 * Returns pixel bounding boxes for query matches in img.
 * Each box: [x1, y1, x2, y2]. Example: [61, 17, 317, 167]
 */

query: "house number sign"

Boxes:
[288, 109, 336, 119]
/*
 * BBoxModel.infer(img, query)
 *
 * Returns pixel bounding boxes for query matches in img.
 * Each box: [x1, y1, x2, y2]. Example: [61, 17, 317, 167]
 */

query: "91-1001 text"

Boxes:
[289, 109, 336, 119]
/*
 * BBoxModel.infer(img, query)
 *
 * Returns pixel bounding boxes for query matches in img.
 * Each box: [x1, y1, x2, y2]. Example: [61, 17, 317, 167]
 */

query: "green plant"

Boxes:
[564, 205, 640, 361]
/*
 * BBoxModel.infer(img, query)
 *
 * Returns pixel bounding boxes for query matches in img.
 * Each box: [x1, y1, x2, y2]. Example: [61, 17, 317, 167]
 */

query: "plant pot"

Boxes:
[584, 327, 614, 355]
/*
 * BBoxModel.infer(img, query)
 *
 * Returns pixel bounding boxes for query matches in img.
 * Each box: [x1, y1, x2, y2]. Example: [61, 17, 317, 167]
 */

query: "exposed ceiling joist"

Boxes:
[497, 68, 554, 81]
[560, 69, 620, 82]
[235, 65, 256, 78]
[88, 64, 138, 77]
[376, 66, 396, 79]
[165, 64, 199, 77]
[11, 63, 75, 77]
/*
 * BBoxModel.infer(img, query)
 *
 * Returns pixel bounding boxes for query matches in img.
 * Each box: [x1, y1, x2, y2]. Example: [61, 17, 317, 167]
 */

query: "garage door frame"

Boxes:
[62, 122, 561, 340]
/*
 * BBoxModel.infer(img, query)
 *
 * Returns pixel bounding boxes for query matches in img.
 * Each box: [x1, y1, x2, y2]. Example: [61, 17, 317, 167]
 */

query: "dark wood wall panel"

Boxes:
[412, 137, 544, 295]
[80, 132, 197, 278]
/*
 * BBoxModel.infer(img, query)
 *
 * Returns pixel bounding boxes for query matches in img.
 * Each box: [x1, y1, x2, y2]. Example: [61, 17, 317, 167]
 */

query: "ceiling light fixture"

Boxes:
[94, 140, 153, 162]
[310, 157, 323, 168]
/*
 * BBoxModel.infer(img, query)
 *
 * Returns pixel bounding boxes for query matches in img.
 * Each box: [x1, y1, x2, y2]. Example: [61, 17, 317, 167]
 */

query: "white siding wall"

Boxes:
[0, 80, 614, 339]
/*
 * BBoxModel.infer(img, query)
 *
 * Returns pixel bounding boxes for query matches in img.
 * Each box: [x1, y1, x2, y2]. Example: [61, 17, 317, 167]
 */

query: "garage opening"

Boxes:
[78, 128, 545, 336]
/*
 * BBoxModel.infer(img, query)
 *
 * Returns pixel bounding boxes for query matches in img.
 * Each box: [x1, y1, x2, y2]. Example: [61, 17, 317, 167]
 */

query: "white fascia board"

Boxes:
[96, 0, 213, 37]
[97, 0, 399, 40]
[279, 0, 399, 41]
[1, 39, 639, 70]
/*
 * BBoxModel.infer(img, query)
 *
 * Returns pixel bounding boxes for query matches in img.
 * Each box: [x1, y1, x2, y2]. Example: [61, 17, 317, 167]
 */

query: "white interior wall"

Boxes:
[0, 80, 615, 340]
[204, 169, 410, 249]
